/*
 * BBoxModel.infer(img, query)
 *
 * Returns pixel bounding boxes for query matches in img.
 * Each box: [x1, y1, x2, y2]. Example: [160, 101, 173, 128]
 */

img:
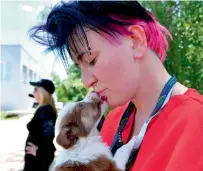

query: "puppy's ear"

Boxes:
[56, 123, 80, 149]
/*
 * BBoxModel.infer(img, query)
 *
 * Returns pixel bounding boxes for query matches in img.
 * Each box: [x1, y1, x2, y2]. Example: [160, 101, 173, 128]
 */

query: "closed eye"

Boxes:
[81, 50, 99, 66]
[89, 54, 99, 66]
[89, 58, 96, 66]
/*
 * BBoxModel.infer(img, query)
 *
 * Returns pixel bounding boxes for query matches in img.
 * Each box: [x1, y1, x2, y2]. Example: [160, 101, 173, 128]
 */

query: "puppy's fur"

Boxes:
[53, 92, 136, 171]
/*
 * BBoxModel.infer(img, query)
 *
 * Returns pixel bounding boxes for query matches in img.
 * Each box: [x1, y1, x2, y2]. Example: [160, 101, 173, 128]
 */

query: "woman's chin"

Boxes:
[107, 99, 126, 109]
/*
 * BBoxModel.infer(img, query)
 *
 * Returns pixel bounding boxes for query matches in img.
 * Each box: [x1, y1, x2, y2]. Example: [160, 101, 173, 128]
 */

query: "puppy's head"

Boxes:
[55, 91, 107, 149]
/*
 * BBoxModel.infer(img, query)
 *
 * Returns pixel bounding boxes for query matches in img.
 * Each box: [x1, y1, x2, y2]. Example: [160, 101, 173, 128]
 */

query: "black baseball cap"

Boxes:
[30, 79, 55, 94]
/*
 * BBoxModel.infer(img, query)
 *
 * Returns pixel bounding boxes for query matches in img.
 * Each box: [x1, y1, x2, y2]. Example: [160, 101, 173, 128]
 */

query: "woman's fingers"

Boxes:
[25, 142, 38, 156]
[27, 142, 34, 146]
[25, 146, 30, 151]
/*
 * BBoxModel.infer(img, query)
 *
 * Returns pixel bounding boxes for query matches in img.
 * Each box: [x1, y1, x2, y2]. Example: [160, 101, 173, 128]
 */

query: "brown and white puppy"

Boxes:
[53, 91, 137, 171]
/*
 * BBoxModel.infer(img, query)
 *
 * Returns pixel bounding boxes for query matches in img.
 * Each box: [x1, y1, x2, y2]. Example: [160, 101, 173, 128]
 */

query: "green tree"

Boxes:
[51, 64, 89, 102]
[141, 1, 203, 93]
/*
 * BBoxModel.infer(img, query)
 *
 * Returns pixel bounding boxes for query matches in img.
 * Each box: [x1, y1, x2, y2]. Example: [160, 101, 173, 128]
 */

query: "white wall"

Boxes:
[20, 46, 50, 80]
[1, 45, 51, 110]
[1, 45, 21, 110]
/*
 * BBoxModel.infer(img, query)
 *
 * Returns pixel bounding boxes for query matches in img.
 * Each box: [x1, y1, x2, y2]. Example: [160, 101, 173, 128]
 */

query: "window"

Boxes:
[33, 72, 37, 81]
[28, 69, 33, 82]
[22, 65, 28, 83]
[5, 62, 12, 80]
[0, 61, 12, 80]
[0, 62, 5, 80]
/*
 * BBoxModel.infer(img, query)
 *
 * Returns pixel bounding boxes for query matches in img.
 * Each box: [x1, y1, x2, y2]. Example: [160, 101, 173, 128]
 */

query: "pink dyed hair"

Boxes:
[111, 12, 172, 62]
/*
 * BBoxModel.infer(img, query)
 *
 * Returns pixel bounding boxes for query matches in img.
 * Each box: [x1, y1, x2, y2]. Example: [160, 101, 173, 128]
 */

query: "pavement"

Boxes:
[0, 115, 32, 171]
[0, 114, 61, 171]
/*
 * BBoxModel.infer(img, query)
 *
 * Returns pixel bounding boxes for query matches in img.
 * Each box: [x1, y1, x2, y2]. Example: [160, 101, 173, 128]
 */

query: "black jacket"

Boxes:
[25, 104, 57, 161]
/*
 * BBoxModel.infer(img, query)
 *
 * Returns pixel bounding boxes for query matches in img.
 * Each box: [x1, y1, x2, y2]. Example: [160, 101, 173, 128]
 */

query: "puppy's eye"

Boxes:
[78, 103, 85, 108]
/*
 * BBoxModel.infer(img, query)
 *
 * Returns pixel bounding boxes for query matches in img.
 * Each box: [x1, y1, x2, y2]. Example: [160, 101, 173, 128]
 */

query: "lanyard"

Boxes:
[97, 75, 177, 170]
[125, 75, 176, 170]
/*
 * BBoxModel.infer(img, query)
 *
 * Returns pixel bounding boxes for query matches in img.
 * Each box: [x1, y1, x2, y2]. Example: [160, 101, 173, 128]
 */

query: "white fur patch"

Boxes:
[54, 134, 113, 167]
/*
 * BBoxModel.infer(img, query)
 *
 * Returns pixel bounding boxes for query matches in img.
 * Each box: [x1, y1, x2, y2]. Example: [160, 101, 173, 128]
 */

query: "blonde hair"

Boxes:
[37, 87, 57, 115]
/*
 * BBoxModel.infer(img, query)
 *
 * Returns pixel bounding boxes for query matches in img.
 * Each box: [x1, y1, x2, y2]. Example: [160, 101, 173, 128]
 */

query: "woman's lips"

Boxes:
[99, 96, 107, 104]
[96, 90, 107, 103]
[97, 89, 106, 97]
[100, 96, 107, 101]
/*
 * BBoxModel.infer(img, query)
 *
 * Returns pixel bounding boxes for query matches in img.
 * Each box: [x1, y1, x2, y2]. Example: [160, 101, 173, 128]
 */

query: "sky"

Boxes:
[1, 0, 72, 79]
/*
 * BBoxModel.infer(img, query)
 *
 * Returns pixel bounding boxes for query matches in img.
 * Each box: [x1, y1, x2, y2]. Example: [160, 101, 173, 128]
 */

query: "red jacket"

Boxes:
[101, 89, 203, 171]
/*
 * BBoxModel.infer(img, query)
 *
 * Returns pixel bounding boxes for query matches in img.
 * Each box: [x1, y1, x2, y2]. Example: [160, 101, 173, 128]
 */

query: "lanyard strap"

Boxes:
[97, 115, 105, 131]
[110, 101, 135, 155]
[126, 77, 176, 170]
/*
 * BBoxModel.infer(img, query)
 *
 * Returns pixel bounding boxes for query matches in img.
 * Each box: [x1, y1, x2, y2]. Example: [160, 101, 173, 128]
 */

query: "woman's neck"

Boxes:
[130, 53, 188, 136]
[132, 57, 171, 119]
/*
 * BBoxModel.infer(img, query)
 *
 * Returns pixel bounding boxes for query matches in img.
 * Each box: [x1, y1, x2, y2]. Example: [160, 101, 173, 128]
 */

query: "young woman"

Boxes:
[29, 1, 203, 171]
[23, 79, 57, 171]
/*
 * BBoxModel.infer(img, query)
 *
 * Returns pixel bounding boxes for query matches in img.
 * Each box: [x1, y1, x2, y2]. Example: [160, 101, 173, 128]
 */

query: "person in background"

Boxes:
[23, 79, 57, 171]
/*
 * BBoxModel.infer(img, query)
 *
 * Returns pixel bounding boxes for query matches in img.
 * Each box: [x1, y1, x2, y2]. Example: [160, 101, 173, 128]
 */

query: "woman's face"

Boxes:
[73, 30, 142, 108]
[33, 87, 41, 104]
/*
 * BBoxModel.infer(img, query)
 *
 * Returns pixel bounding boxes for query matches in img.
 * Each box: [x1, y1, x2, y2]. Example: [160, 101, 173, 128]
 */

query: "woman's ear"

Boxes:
[128, 25, 147, 59]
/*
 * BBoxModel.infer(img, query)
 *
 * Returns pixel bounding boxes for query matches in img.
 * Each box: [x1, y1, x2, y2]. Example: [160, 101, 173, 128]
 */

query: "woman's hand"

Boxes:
[25, 142, 38, 156]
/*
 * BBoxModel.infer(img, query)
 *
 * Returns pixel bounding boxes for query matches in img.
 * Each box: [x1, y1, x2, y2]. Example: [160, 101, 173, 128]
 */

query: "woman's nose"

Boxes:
[81, 69, 97, 88]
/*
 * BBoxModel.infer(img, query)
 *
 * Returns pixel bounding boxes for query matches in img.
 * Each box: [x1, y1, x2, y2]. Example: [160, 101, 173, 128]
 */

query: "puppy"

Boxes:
[53, 91, 136, 171]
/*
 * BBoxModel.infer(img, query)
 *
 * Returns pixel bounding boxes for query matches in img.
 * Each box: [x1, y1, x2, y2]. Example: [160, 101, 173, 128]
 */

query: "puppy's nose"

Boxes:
[85, 91, 100, 102]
